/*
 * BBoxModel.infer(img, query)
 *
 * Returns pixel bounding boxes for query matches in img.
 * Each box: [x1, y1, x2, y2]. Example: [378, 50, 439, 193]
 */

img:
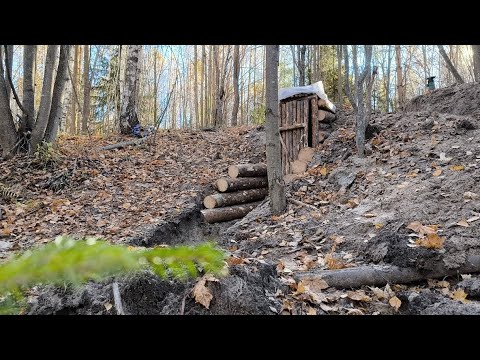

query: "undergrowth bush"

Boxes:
[0, 236, 227, 314]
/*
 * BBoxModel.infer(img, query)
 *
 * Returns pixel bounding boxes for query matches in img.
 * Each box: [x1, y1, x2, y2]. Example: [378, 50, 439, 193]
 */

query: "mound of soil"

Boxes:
[405, 82, 480, 118]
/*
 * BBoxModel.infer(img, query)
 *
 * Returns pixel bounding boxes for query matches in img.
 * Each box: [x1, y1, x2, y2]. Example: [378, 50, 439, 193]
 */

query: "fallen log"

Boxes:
[318, 110, 336, 123]
[216, 177, 268, 193]
[228, 164, 267, 178]
[100, 137, 148, 150]
[201, 201, 262, 223]
[204, 188, 268, 209]
[294, 255, 480, 289]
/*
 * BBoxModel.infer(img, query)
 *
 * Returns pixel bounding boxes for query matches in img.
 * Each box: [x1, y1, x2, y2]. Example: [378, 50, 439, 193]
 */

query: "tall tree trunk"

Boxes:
[336, 45, 343, 107]
[422, 45, 429, 82]
[201, 45, 205, 127]
[290, 45, 297, 86]
[213, 46, 230, 127]
[297, 45, 306, 86]
[20, 45, 36, 133]
[354, 45, 372, 158]
[438, 45, 464, 84]
[31, 45, 59, 150]
[82, 45, 90, 134]
[119, 45, 141, 134]
[69, 45, 79, 134]
[153, 51, 158, 125]
[265, 45, 286, 216]
[385, 45, 392, 112]
[395, 45, 405, 111]
[343, 45, 372, 158]
[44, 45, 72, 143]
[231, 44, 240, 126]
[472, 45, 480, 82]
[366, 64, 377, 126]
[207, 46, 213, 127]
[0, 49, 18, 158]
[193, 45, 199, 128]
[5, 45, 13, 102]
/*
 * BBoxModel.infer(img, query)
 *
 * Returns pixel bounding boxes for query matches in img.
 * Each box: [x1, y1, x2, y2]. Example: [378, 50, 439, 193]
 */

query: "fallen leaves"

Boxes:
[415, 233, 445, 249]
[192, 274, 219, 309]
[347, 290, 371, 302]
[325, 253, 347, 270]
[432, 168, 442, 177]
[389, 296, 402, 310]
[450, 288, 468, 303]
[300, 277, 329, 292]
[450, 165, 465, 171]
[406, 221, 438, 235]
[456, 220, 469, 228]
[370, 287, 387, 300]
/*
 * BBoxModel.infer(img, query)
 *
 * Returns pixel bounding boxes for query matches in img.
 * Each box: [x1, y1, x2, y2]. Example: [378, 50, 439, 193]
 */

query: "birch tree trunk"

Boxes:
[20, 45, 36, 133]
[31, 45, 59, 150]
[265, 45, 286, 216]
[0, 49, 18, 158]
[231, 44, 240, 126]
[119, 45, 141, 134]
[438, 45, 464, 84]
[44, 45, 72, 143]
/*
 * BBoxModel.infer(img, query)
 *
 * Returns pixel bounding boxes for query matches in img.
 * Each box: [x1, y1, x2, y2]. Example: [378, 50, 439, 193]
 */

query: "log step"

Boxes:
[216, 177, 268, 193]
[204, 188, 268, 209]
[201, 201, 262, 223]
[228, 164, 267, 178]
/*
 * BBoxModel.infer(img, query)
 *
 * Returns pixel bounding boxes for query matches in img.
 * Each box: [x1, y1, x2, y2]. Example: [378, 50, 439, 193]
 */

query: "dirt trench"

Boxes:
[27, 201, 283, 315]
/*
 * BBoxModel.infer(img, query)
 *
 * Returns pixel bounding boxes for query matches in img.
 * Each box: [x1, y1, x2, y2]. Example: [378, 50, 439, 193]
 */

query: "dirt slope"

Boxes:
[4, 83, 480, 315]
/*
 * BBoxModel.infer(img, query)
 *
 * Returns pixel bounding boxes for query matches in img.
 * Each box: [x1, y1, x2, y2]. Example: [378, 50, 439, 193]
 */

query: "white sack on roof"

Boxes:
[279, 81, 336, 113]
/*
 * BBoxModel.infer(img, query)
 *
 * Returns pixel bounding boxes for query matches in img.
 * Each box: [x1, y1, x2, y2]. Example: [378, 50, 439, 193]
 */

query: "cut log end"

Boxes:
[216, 178, 229, 192]
[228, 165, 239, 178]
[203, 196, 217, 209]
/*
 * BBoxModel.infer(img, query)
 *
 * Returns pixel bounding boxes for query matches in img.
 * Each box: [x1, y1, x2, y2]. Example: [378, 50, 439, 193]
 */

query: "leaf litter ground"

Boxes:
[2, 84, 480, 314]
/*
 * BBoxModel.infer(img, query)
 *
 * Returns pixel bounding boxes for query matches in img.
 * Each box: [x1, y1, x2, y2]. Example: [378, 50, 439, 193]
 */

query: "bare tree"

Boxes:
[343, 45, 372, 157]
[395, 45, 406, 110]
[20, 45, 36, 133]
[265, 45, 286, 215]
[1, 45, 71, 157]
[44, 45, 72, 143]
[438, 45, 464, 84]
[120, 45, 142, 134]
[0, 49, 18, 158]
[231, 44, 240, 126]
[82, 45, 90, 134]
[31, 45, 59, 149]
[297, 45, 307, 86]
[385, 45, 392, 112]
[336, 45, 343, 107]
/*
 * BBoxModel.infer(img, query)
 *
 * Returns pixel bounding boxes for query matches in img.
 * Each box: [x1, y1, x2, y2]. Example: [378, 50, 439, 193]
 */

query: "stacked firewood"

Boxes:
[201, 164, 268, 223]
